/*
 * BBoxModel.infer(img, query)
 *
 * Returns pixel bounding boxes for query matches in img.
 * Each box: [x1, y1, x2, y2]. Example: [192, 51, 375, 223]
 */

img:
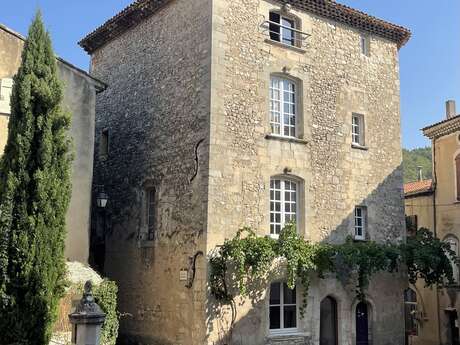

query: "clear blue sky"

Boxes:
[1, 1, 459, 149]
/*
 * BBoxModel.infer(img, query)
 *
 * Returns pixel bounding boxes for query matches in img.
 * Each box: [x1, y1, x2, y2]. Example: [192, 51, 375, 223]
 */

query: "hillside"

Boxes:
[402, 147, 432, 183]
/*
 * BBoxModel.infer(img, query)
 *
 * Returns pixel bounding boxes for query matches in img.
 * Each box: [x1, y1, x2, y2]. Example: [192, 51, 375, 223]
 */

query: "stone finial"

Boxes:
[281, 3, 292, 13]
[70, 280, 106, 322]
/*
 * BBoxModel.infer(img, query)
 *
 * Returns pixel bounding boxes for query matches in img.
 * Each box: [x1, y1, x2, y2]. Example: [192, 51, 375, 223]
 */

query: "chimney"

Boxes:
[417, 166, 423, 181]
[446, 100, 456, 119]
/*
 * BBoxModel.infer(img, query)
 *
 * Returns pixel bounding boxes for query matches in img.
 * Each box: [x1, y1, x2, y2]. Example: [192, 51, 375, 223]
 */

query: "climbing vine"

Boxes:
[209, 224, 456, 314]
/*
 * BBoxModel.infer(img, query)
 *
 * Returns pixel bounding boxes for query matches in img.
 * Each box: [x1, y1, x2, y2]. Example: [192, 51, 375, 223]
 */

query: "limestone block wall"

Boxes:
[206, 0, 406, 344]
[89, 0, 212, 344]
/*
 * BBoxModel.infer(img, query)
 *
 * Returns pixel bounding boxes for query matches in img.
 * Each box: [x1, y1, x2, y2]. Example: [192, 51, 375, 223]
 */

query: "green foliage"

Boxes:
[93, 280, 119, 345]
[209, 225, 456, 315]
[0, 11, 73, 344]
[402, 228, 456, 287]
[403, 147, 432, 183]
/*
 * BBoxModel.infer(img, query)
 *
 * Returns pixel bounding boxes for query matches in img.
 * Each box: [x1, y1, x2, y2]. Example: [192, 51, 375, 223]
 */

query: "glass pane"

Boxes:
[270, 306, 281, 329]
[284, 306, 297, 328]
[283, 284, 296, 304]
[270, 283, 281, 304]
[269, 12, 281, 42]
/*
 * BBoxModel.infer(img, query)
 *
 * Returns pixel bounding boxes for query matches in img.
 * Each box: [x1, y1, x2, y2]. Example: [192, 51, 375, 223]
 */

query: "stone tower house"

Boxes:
[80, 0, 410, 344]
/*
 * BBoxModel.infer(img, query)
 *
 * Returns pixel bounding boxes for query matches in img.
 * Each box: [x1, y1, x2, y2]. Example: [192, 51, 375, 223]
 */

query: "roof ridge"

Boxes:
[79, 0, 411, 54]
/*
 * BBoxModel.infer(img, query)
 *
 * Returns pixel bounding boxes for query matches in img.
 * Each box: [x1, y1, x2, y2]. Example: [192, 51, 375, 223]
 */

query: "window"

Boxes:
[455, 154, 460, 201]
[100, 128, 109, 158]
[404, 288, 418, 339]
[360, 34, 370, 56]
[269, 12, 296, 46]
[354, 206, 367, 240]
[352, 113, 365, 146]
[269, 282, 297, 331]
[146, 188, 156, 241]
[270, 178, 297, 237]
[270, 77, 297, 138]
[405, 215, 418, 237]
[445, 235, 459, 283]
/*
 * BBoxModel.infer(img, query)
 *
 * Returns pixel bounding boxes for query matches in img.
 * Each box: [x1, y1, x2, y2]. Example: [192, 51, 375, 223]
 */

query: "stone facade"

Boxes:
[0, 24, 105, 263]
[84, 0, 409, 344]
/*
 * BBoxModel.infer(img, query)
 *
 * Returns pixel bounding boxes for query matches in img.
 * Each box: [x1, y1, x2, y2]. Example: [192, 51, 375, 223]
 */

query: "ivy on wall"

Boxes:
[209, 224, 455, 314]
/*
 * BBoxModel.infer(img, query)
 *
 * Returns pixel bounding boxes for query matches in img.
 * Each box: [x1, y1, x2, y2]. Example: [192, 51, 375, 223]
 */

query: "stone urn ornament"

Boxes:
[69, 280, 106, 345]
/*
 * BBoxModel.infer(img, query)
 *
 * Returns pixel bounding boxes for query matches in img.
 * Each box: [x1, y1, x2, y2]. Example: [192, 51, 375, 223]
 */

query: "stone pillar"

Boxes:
[69, 281, 106, 345]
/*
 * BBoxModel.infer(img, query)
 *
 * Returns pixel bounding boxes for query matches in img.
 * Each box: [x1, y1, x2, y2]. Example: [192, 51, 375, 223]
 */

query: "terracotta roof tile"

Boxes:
[404, 179, 433, 196]
[79, 0, 411, 54]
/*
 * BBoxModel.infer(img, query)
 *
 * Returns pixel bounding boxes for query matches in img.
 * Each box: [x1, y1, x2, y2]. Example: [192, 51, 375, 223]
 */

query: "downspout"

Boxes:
[433, 137, 442, 345]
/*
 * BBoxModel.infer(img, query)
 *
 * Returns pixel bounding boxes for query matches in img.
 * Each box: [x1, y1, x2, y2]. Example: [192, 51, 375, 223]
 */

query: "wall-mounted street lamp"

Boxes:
[96, 192, 109, 209]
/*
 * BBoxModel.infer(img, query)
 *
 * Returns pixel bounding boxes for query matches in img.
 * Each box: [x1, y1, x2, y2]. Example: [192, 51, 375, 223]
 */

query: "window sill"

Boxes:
[267, 331, 309, 339]
[353, 237, 367, 242]
[351, 144, 369, 151]
[265, 134, 308, 145]
[264, 39, 306, 54]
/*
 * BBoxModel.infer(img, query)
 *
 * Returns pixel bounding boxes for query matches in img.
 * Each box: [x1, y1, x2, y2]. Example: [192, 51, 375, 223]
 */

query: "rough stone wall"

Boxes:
[207, 0, 406, 344]
[0, 25, 98, 263]
[89, 0, 212, 344]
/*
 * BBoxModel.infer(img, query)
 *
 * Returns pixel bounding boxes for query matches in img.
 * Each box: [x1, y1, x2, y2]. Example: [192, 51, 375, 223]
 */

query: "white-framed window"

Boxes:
[444, 235, 459, 283]
[270, 178, 297, 237]
[269, 282, 298, 332]
[146, 187, 156, 241]
[360, 34, 370, 56]
[352, 113, 365, 146]
[354, 206, 367, 240]
[269, 12, 297, 47]
[270, 77, 297, 138]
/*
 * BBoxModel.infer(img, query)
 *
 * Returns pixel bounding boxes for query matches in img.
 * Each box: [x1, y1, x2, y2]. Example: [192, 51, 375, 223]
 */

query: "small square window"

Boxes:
[354, 206, 367, 240]
[360, 34, 370, 56]
[352, 113, 365, 147]
[269, 12, 297, 47]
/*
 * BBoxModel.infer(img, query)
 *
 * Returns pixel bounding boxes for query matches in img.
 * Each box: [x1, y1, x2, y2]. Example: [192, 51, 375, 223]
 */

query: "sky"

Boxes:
[1, 1, 459, 149]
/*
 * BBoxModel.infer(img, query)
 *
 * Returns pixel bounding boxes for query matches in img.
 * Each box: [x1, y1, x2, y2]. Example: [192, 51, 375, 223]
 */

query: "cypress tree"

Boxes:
[0, 11, 72, 344]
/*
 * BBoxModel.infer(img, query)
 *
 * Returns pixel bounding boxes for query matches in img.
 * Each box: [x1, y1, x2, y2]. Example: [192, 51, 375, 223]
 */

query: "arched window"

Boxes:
[444, 235, 459, 283]
[270, 76, 297, 138]
[404, 288, 418, 342]
[320, 297, 338, 345]
[270, 177, 298, 237]
[456, 154, 460, 201]
[356, 302, 371, 345]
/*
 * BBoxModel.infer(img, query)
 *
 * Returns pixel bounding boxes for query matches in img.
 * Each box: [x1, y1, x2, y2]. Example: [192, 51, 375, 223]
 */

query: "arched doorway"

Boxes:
[356, 301, 370, 345]
[320, 296, 338, 345]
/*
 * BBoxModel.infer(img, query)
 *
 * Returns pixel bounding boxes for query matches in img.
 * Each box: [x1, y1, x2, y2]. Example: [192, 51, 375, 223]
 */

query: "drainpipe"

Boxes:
[433, 137, 442, 345]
